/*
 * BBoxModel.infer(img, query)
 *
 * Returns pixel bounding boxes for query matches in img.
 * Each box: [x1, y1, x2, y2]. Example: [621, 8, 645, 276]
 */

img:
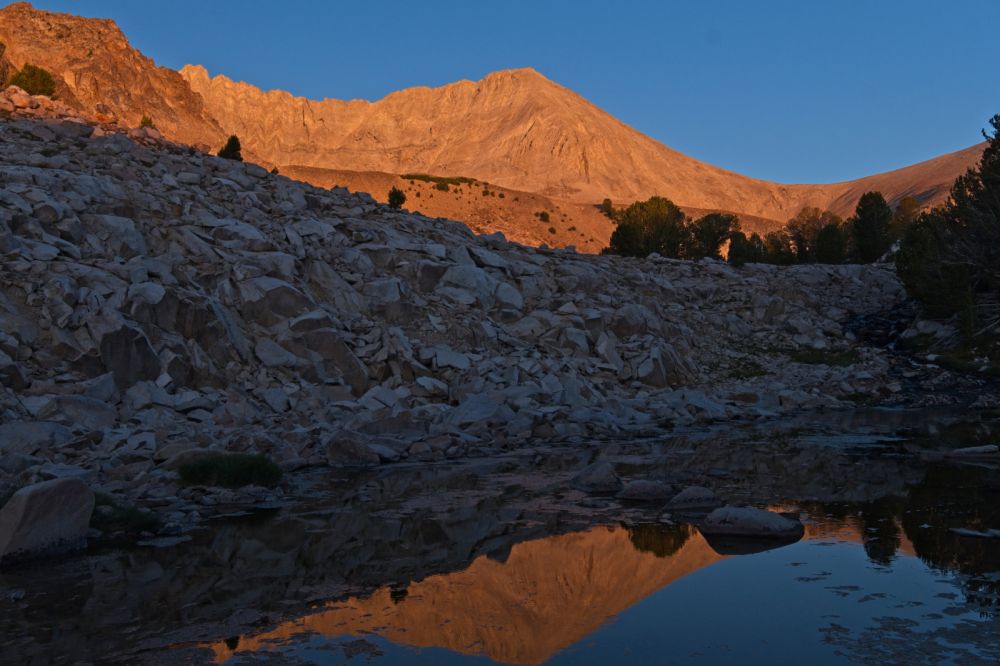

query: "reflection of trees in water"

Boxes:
[858, 496, 906, 566]
[900, 464, 1000, 618]
[798, 464, 1000, 616]
[626, 523, 694, 558]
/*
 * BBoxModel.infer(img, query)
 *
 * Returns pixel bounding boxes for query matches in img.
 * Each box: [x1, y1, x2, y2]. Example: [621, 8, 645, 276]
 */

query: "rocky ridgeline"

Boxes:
[0, 87, 909, 550]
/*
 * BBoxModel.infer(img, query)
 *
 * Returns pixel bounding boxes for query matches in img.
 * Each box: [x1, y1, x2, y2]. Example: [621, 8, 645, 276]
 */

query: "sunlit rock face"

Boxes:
[0, 2, 225, 149]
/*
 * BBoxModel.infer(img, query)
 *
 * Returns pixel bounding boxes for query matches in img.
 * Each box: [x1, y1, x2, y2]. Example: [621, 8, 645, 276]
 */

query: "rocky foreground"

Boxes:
[0, 87, 983, 556]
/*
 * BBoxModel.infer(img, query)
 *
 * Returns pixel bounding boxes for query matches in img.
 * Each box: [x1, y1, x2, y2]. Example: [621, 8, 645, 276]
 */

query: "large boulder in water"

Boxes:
[699, 506, 804, 539]
[0, 478, 95, 566]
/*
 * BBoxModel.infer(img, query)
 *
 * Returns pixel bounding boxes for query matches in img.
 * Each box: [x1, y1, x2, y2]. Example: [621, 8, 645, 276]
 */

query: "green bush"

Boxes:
[178, 453, 282, 488]
[538, 211, 550, 223]
[690, 212, 740, 259]
[787, 207, 843, 262]
[762, 230, 796, 265]
[606, 196, 689, 258]
[435, 182, 450, 191]
[217, 134, 243, 161]
[9, 63, 56, 97]
[140, 115, 155, 129]
[387, 186, 406, 209]
[727, 231, 765, 266]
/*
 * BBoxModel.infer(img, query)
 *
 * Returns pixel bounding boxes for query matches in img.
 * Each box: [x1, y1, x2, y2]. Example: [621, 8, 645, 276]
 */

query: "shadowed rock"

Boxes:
[0, 478, 94, 566]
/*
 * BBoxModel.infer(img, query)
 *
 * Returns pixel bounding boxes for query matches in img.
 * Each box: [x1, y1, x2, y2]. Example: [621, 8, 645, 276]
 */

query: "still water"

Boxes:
[2, 410, 999, 664]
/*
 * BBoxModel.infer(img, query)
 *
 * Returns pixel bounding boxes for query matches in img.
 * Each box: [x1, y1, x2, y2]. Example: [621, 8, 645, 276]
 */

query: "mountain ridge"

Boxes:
[0, 1, 985, 231]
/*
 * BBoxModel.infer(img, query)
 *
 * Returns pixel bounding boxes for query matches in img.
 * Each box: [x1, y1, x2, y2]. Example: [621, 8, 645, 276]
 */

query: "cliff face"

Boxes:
[0, 2, 224, 150]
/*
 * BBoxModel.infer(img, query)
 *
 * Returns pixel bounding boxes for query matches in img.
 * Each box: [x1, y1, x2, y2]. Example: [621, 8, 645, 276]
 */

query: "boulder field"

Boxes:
[0, 86, 929, 547]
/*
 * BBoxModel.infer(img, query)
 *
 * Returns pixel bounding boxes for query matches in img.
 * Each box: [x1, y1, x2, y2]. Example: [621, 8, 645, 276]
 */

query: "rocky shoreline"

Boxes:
[1, 86, 996, 559]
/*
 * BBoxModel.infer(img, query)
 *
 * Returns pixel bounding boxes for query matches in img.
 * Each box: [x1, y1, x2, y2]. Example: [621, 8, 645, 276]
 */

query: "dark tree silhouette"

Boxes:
[217, 135, 243, 161]
[387, 186, 406, 209]
[814, 221, 847, 264]
[851, 191, 893, 262]
[690, 213, 740, 259]
[897, 114, 1000, 333]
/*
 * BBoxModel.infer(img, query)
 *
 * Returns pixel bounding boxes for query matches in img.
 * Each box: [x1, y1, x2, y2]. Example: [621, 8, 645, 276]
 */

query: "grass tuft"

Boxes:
[178, 453, 282, 488]
[91, 492, 161, 535]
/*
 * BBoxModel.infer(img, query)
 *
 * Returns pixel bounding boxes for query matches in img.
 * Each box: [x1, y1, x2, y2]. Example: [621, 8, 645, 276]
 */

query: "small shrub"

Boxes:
[140, 115, 155, 129]
[548, 226, 556, 234]
[538, 211, 550, 223]
[217, 135, 243, 161]
[435, 182, 450, 192]
[9, 63, 56, 97]
[178, 453, 282, 488]
[787, 348, 861, 366]
[387, 186, 406, 209]
[599, 198, 615, 218]
[498, 192, 505, 199]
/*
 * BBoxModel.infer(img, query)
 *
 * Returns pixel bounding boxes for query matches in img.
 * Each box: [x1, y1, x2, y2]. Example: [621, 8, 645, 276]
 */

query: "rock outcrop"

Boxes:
[0, 2, 225, 150]
[699, 506, 804, 539]
[0, 478, 94, 565]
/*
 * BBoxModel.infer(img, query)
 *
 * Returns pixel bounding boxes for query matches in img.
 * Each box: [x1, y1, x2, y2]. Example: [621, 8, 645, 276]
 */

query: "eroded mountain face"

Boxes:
[180, 62, 985, 222]
[0, 2, 984, 232]
[0, 1, 225, 150]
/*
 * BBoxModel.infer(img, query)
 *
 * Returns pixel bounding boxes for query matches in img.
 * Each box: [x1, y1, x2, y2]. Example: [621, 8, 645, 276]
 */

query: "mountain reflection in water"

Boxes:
[201, 470, 1000, 666]
[4, 412, 1000, 665]
[204, 524, 717, 665]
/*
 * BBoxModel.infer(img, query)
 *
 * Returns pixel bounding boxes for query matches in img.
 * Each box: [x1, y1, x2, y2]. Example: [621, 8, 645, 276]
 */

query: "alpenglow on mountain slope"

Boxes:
[0, 1, 985, 228]
[180, 64, 984, 222]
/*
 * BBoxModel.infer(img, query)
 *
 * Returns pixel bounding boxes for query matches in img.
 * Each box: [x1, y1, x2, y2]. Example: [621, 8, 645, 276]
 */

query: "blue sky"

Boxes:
[25, 0, 1000, 184]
